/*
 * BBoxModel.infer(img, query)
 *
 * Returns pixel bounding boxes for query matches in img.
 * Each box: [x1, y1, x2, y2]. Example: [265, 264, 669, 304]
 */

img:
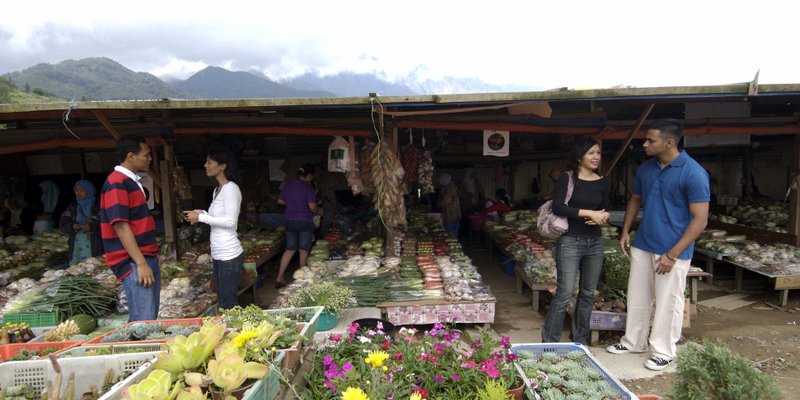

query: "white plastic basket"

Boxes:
[0, 352, 157, 398]
[56, 343, 164, 358]
[99, 352, 285, 400]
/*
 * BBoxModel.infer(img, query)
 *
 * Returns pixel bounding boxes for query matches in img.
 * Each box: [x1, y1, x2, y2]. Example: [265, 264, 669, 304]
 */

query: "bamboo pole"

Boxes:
[603, 104, 655, 176]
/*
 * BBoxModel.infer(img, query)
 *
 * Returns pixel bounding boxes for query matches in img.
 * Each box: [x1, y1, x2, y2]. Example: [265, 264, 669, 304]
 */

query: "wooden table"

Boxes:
[687, 269, 713, 304]
[694, 248, 798, 306]
[514, 264, 554, 312]
[239, 244, 285, 297]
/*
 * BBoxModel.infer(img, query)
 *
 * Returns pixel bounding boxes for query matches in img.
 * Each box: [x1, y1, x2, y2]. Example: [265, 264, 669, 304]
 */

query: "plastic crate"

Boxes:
[0, 351, 157, 398]
[276, 322, 308, 373]
[56, 343, 164, 357]
[98, 352, 285, 400]
[0, 341, 81, 362]
[263, 306, 324, 339]
[590, 310, 627, 330]
[2, 311, 60, 327]
[511, 343, 635, 400]
[82, 318, 205, 346]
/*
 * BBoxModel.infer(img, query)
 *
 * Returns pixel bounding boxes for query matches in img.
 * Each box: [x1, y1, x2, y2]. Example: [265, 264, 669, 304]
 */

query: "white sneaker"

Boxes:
[645, 356, 672, 371]
[606, 343, 630, 354]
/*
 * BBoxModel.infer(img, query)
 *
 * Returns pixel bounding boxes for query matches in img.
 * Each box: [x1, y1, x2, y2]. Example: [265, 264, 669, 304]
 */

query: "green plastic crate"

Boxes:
[2, 311, 59, 328]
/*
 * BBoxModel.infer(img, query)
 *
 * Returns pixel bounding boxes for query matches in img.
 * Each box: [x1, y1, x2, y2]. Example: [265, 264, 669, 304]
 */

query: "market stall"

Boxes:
[271, 213, 497, 326]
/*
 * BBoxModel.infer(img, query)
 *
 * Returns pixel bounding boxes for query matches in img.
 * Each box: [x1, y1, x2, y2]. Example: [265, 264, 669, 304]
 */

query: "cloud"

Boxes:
[1, 0, 798, 88]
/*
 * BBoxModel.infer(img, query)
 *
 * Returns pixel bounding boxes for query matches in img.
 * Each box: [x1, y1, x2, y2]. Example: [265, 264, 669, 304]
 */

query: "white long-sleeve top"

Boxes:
[198, 182, 243, 261]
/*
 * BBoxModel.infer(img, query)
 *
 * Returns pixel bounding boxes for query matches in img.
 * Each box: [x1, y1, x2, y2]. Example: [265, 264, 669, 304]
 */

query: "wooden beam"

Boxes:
[91, 110, 121, 139]
[604, 103, 655, 176]
[174, 126, 372, 137]
[0, 138, 117, 155]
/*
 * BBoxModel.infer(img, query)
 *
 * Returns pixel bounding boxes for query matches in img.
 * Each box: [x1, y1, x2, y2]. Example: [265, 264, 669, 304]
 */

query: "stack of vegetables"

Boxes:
[309, 240, 331, 261]
[595, 245, 629, 313]
[241, 229, 286, 262]
[417, 255, 444, 293]
[338, 255, 381, 277]
[0, 231, 69, 284]
[728, 242, 800, 276]
[2, 275, 116, 321]
[360, 237, 384, 257]
[696, 230, 745, 256]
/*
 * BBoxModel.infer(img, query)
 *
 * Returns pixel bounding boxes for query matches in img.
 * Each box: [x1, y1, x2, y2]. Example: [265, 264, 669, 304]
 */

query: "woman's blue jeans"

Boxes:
[541, 235, 604, 344]
[213, 254, 244, 310]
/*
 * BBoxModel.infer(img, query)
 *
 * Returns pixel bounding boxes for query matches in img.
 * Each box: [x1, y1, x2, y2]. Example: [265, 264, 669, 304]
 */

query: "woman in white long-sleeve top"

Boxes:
[185, 147, 243, 310]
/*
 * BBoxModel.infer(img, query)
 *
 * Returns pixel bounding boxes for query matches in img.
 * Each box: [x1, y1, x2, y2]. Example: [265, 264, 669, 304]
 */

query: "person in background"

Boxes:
[184, 148, 243, 310]
[459, 168, 483, 215]
[0, 199, 24, 235]
[34, 180, 60, 234]
[541, 136, 609, 344]
[483, 188, 513, 222]
[437, 173, 462, 237]
[59, 180, 103, 266]
[606, 119, 709, 371]
[100, 136, 160, 322]
[275, 163, 322, 288]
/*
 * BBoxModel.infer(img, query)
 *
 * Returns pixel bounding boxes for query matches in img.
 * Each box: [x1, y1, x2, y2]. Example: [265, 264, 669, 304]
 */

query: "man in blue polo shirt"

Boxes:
[607, 119, 710, 371]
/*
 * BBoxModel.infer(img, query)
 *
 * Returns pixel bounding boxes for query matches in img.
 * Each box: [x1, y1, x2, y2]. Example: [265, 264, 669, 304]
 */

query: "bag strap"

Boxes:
[564, 171, 575, 204]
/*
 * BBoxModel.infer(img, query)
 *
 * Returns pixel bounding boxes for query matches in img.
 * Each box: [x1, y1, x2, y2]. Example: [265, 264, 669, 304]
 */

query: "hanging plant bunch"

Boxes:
[370, 140, 407, 229]
[419, 150, 435, 194]
[172, 166, 193, 200]
[359, 140, 377, 195]
[400, 142, 419, 185]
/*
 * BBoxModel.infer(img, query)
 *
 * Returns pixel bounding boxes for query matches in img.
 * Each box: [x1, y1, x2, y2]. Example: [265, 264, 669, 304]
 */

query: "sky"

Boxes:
[1, 0, 798, 89]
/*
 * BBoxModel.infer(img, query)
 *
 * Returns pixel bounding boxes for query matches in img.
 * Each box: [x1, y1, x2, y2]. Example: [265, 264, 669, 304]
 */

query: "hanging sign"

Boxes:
[483, 130, 510, 157]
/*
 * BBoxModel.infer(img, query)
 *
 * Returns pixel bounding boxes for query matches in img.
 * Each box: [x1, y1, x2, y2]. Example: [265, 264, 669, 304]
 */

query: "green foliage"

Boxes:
[475, 378, 512, 400]
[5, 57, 193, 101]
[0, 76, 15, 102]
[669, 340, 783, 400]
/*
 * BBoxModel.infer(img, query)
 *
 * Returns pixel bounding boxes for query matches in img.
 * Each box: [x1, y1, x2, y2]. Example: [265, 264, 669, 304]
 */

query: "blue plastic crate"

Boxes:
[510, 343, 635, 400]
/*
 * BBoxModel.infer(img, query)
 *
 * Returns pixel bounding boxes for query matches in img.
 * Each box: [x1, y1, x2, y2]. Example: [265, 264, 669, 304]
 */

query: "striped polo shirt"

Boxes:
[100, 167, 158, 280]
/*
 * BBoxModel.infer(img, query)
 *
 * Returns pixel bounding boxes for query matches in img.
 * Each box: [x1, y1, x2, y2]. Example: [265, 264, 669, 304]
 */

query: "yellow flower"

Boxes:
[233, 329, 259, 348]
[382, 366, 388, 371]
[342, 387, 370, 400]
[364, 350, 390, 368]
[409, 393, 423, 400]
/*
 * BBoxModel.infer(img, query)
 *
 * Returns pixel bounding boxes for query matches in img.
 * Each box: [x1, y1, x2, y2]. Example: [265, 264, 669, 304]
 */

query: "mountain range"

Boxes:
[1, 57, 541, 102]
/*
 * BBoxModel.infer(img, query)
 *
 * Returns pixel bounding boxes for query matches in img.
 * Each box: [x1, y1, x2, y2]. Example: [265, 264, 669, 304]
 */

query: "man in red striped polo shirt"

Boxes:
[100, 136, 160, 322]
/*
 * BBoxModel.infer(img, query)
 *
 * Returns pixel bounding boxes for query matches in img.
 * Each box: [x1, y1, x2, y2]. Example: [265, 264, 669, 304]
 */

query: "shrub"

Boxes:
[669, 340, 782, 400]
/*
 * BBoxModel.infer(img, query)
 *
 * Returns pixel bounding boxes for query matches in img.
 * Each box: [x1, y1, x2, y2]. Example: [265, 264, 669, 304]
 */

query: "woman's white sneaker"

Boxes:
[645, 356, 672, 371]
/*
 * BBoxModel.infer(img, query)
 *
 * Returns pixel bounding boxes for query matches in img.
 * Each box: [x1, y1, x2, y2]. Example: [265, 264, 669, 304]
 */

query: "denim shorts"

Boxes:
[285, 220, 314, 250]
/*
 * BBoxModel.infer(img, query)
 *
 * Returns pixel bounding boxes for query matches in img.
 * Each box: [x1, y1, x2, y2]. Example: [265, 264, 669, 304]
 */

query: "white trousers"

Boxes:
[620, 247, 690, 360]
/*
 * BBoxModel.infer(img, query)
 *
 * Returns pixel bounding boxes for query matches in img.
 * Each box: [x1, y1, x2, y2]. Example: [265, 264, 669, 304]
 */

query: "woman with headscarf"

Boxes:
[59, 180, 103, 265]
[34, 180, 61, 234]
[436, 173, 462, 237]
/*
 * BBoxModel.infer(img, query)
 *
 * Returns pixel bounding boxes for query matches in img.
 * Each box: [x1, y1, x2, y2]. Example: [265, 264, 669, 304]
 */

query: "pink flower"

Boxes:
[348, 323, 360, 335]
[461, 360, 477, 369]
[377, 321, 384, 330]
[329, 333, 343, 342]
[500, 336, 511, 348]
[323, 379, 337, 392]
[433, 374, 443, 382]
[434, 343, 444, 354]
[342, 362, 353, 372]
[323, 355, 333, 368]
[451, 373, 461, 381]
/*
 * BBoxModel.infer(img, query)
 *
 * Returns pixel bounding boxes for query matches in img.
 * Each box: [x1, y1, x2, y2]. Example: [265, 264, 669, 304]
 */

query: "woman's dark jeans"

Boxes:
[213, 253, 244, 310]
[541, 235, 604, 344]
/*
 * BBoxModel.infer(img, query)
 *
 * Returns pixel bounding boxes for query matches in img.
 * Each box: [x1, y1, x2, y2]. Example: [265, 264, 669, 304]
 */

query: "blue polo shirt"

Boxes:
[632, 151, 710, 260]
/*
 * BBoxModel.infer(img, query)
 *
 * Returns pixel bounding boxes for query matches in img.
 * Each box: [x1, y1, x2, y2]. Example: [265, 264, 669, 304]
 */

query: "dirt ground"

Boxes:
[614, 290, 800, 399]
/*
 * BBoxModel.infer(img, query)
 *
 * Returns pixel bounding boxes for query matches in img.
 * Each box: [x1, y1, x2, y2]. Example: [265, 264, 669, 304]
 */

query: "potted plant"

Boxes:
[123, 319, 293, 400]
[303, 314, 521, 399]
[286, 282, 357, 331]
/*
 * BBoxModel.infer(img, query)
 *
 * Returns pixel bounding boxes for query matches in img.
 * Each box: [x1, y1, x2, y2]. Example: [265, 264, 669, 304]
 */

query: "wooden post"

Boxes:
[160, 144, 177, 253]
[91, 110, 121, 139]
[604, 103, 654, 176]
[789, 135, 800, 246]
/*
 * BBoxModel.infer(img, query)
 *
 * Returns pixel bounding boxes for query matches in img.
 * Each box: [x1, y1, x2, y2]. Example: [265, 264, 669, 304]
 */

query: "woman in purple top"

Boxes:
[275, 163, 322, 288]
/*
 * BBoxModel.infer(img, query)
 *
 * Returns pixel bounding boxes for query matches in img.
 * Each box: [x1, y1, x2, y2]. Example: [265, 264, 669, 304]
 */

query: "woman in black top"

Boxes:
[541, 137, 610, 344]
